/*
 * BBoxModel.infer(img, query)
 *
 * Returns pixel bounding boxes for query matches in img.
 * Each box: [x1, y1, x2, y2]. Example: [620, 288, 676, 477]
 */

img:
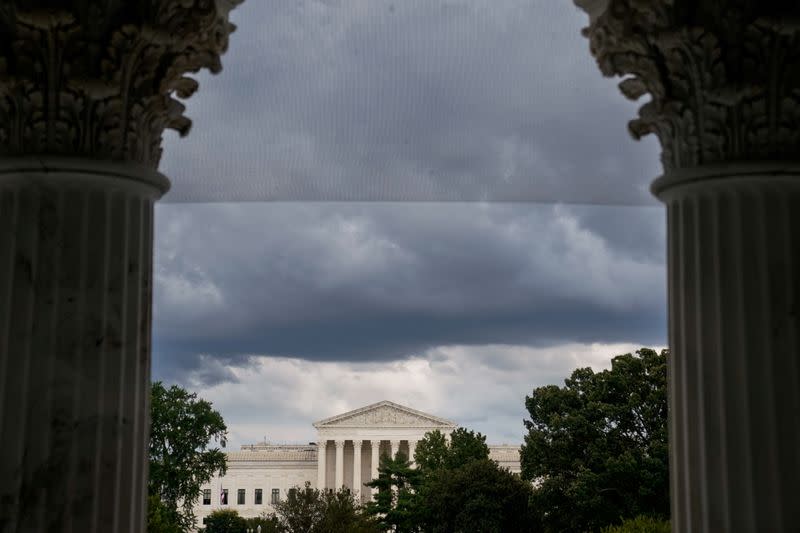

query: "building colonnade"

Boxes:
[316, 438, 419, 499]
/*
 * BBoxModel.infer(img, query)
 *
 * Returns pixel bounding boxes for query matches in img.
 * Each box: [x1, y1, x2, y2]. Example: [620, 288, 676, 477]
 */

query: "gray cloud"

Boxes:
[158, 0, 662, 204]
[149, 0, 670, 420]
[181, 342, 657, 448]
[151, 203, 666, 384]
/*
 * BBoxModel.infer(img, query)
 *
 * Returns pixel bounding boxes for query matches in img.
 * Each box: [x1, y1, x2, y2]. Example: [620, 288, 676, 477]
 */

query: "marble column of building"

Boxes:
[390, 440, 400, 460]
[370, 440, 381, 499]
[0, 3, 241, 532]
[408, 440, 417, 467]
[317, 440, 327, 490]
[352, 440, 363, 497]
[574, 1, 800, 530]
[334, 440, 345, 490]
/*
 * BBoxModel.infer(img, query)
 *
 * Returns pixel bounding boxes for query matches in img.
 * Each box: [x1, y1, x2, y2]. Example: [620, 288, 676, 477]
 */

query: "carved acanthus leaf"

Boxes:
[0, 0, 242, 168]
[575, 0, 800, 171]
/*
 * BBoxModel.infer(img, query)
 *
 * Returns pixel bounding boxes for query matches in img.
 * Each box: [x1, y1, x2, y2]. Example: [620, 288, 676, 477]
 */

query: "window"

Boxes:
[288, 488, 297, 499]
[202, 489, 211, 505]
[237, 489, 245, 505]
[255, 489, 263, 505]
[271, 489, 280, 504]
[221, 489, 228, 505]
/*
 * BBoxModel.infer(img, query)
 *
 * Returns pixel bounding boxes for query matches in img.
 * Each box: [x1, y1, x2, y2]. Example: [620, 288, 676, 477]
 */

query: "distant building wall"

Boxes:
[192, 402, 522, 530]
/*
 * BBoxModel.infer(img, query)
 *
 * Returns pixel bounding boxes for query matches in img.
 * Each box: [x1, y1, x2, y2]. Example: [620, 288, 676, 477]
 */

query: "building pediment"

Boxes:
[313, 401, 457, 429]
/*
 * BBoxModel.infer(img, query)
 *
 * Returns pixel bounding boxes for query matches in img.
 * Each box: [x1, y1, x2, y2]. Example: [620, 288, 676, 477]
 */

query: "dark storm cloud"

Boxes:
[149, 1, 669, 385]
[151, 203, 666, 384]
[158, 0, 662, 204]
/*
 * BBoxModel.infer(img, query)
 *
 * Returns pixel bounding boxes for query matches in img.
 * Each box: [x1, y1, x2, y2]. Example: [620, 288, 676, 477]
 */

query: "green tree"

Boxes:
[317, 488, 382, 533]
[365, 429, 524, 532]
[413, 430, 449, 471]
[244, 514, 281, 533]
[147, 495, 183, 533]
[521, 348, 669, 532]
[600, 515, 670, 533]
[414, 428, 490, 472]
[149, 382, 228, 532]
[419, 459, 538, 533]
[273, 482, 380, 533]
[364, 453, 422, 532]
[200, 508, 246, 533]
[273, 483, 323, 533]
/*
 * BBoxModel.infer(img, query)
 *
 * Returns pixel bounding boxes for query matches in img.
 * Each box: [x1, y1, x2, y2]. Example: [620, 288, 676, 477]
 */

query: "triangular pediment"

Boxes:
[313, 401, 457, 429]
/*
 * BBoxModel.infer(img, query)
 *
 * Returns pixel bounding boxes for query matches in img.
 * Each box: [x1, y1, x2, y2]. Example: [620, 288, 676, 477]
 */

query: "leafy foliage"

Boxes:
[521, 348, 669, 532]
[200, 508, 246, 532]
[149, 382, 228, 531]
[272, 482, 381, 533]
[600, 515, 671, 533]
[365, 428, 534, 533]
[419, 459, 538, 533]
[147, 494, 183, 533]
[414, 428, 490, 472]
[244, 514, 281, 533]
[364, 452, 422, 532]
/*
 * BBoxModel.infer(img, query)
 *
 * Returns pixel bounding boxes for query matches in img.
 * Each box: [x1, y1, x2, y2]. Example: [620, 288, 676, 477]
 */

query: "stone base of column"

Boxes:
[0, 158, 169, 532]
[653, 163, 800, 532]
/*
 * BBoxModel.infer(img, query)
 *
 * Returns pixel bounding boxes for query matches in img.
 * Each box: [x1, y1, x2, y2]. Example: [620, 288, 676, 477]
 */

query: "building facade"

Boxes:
[195, 401, 521, 526]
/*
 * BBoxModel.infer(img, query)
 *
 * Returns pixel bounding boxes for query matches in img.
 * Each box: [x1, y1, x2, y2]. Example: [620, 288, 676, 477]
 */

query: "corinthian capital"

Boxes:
[575, 0, 800, 171]
[0, 0, 242, 168]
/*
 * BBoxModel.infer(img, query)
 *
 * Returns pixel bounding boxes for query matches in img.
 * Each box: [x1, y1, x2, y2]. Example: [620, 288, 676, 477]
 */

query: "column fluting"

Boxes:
[370, 440, 380, 500]
[334, 440, 345, 490]
[390, 440, 400, 460]
[317, 440, 327, 490]
[352, 440, 362, 499]
[0, 159, 168, 532]
[653, 166, 800, 532]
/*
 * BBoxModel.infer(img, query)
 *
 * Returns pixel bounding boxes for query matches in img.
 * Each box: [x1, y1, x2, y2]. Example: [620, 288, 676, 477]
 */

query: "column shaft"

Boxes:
[655, 169, 800, 532]
[408, 440, 417, 467]
[352, 440, 362, 499]
[317, 440, 327, 490]
[334, 440, 345, 490]
[0, 160, 168, 532]
[390, 440, 400, 460]
[370, 440, 380, 500]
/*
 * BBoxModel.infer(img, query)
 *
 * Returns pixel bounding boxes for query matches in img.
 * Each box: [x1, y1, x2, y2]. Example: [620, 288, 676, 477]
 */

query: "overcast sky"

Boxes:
[151, 0, 667, 448]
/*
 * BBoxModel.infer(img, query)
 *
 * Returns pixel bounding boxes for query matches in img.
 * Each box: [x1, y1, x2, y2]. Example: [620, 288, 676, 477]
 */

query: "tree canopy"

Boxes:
[414, 428, 490, 473]
[364, 452, 421, 532]
[272, 482, 381, 533]
[200, 509, 246, 533]
[521, 348, 669, 532]
[149, 381, 228, 531]
[419, 459, 538, 533]
[365, 427, 535, 533]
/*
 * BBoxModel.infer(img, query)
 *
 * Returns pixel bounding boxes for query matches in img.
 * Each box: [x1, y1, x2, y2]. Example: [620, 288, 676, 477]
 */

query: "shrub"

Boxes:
[601, 515, 671, 533]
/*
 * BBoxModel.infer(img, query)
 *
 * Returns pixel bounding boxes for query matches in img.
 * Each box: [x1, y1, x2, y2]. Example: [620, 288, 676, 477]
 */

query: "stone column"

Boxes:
[334, 440, 345, 490]
[317, 440, 327, 490]
[655, 165, 800, 532]
[574, 1, 800, 530]
[0, 3, 241, 531]
[408, 440, 417, 467]
[370, 440, 381, 499]
[352, 439, 363, 498]
[390, 440, 400, 460]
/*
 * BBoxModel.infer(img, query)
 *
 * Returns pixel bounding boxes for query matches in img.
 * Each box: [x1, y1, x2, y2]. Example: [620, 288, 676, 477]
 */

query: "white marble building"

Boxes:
[195, 401, 521, 525]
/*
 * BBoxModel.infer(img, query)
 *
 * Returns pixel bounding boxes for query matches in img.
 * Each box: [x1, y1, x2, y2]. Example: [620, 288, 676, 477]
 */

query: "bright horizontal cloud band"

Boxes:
[182, 342, 658, 449]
